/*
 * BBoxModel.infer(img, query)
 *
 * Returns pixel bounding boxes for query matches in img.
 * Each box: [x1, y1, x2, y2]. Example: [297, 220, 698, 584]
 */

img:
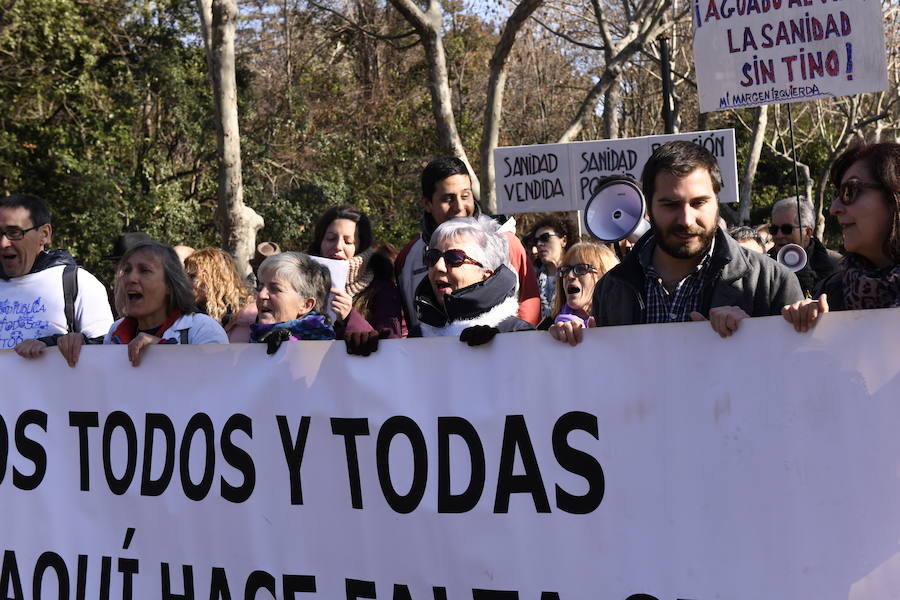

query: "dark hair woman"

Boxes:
[528, 215, 576, 322]
[783, 142, 900, 331]
[308, 204, 405, 340]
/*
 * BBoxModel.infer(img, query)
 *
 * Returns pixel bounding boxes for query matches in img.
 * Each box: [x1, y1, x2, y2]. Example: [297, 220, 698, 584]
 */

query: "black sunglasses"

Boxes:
[769, 224, 796, 235]
[834, 179, 884, 206]
[535, 232, 560, 243]
[0, 225, 40, 241]
[424, 248, 484, 269]
[558, 263, 597, 277]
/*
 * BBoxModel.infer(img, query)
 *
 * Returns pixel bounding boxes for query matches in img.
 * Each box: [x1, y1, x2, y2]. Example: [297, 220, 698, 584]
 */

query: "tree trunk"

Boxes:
[603, 81, 621, 139]
[478, 0, 544, 214]
[197, 0, 264, 281]
[387, 0, 480, 199]
[738, 105, 768, 224]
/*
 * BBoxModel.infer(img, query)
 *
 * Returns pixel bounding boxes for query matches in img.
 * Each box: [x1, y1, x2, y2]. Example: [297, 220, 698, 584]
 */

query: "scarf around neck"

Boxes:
[345, 247, 375, 297]
[249, 311, 335, 343]
[841, 254, 900, 310]
[110, 309, 184, 344]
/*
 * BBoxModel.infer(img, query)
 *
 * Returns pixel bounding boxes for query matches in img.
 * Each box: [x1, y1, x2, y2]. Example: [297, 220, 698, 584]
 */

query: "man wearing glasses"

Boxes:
[767, 196, 842, 296]
[0, 194, 112, 359]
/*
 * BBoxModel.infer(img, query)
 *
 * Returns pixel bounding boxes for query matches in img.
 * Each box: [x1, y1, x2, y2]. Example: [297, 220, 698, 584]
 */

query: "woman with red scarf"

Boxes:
[104, 241, 227, 365]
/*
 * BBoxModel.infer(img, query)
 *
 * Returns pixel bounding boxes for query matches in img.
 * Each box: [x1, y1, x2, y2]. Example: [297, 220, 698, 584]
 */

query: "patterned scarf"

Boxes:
[841, 254, 900, 310]
[344, 247, 375, 297]
[249, 312, 335, 343]
[110, 309, 183, 344]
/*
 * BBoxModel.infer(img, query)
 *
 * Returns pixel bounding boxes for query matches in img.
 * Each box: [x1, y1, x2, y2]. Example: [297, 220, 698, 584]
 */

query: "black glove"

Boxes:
[263, 328, 292, 355]
[345, 330, 386, 356]
[459, 325, 499, 347]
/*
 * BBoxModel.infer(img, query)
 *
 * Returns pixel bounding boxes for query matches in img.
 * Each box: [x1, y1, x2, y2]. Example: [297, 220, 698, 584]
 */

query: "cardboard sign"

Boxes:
[495, 129, 738, 214]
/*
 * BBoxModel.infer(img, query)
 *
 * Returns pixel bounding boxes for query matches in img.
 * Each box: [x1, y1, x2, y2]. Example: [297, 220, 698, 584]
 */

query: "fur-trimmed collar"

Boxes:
[420, 295, 519, 337]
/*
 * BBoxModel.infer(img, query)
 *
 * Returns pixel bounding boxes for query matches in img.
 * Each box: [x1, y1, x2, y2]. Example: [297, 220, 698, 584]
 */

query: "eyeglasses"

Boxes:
[0, 225, 39, 241]
[769, 224, 796, 235]
[535, 232, 560, 244]
[833, 180, 884, 206]
[424, 248, 484, 269]
[558, 263, 597, 277]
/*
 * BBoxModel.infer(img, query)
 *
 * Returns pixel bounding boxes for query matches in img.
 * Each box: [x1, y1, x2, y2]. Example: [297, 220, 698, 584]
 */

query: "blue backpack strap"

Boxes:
[63, 264, 79, 333]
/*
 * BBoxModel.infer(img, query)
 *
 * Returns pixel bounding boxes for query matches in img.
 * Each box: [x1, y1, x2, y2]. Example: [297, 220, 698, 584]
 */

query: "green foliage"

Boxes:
[0, 0, 220, 279]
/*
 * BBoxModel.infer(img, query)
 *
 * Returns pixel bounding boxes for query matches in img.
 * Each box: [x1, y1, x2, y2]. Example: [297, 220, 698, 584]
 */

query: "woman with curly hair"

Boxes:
[184, 247, 258, 343]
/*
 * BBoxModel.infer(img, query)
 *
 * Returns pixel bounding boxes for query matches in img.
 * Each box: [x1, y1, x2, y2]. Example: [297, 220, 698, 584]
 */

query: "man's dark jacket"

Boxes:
[592, 228, 804, 326]
[768, 237, 842, 295]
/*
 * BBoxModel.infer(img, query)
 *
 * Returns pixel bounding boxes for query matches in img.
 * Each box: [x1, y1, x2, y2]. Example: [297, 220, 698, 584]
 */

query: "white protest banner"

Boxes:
[495, 129, 738, 215]
[692, 0, 889, 112]
[1, 309, 899, 599]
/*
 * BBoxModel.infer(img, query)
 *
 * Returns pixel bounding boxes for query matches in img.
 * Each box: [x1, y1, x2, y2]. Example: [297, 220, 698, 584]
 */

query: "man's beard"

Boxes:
[650, 215, 718, 260]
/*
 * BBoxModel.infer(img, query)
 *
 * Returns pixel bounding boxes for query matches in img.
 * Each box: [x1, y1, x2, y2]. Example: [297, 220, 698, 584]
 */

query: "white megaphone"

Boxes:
[776, 243, 808, 272]
[583, 176, 651, 243]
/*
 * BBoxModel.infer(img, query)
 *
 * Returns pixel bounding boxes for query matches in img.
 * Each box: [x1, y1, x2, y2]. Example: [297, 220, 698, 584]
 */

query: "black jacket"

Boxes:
[592, 228, 804, 326]
[414, 264, 534, 334]
[768, 237, 842, 296]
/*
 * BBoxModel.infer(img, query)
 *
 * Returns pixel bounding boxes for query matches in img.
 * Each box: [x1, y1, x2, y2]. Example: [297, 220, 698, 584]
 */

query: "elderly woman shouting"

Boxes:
[249, 252, 335, 353]
[415, 216, 534, 344]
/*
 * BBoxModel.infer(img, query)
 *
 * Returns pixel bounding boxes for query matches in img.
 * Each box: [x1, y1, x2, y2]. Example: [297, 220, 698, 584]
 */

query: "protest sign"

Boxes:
[1, 309, 899, 599]
[692, 0, 889, 112]
[494, 143, 574, 213]
[495, 129, 738, 215]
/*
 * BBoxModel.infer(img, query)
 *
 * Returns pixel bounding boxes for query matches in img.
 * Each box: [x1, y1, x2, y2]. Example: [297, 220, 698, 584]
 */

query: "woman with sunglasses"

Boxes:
[548, 242, 619, 345]
[783, 142, 900, 331]
[415, 216, 534, 344]
[528, 216, 575, 322]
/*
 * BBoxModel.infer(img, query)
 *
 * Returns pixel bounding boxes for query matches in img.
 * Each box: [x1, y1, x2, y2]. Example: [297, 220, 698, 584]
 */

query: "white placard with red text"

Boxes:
[692, 0, 889, 112]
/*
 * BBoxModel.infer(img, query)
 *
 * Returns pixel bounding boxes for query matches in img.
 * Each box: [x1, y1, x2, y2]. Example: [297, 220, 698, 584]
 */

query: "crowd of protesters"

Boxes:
[1, 140, 897, 365]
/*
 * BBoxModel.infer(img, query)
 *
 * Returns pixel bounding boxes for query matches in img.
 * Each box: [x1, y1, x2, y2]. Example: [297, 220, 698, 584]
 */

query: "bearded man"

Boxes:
[589, 141, 802, 338]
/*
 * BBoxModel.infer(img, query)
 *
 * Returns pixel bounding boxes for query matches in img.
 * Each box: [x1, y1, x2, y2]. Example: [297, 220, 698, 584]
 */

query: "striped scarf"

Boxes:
[345, 247, 375, 297]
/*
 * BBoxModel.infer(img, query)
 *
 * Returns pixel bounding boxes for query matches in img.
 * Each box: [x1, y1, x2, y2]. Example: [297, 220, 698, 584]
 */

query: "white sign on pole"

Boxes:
[495, 129, 738, 215]
[1, 309, 899, 599]
[692, 0, 889, 112]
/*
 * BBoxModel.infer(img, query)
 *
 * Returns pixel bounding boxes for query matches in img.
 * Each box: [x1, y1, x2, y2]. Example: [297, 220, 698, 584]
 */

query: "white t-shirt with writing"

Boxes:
[0, 265, 113, 349]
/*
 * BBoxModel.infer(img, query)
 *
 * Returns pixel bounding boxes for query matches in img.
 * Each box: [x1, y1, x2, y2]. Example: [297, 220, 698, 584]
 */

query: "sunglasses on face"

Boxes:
[424, 248, 484, 269]
[833, 179, 884, 207]
[535, 232, 560, 244]
[769, 224, 796, 235]
[0, 225, 39, 241]
[558, 263, 597, 277]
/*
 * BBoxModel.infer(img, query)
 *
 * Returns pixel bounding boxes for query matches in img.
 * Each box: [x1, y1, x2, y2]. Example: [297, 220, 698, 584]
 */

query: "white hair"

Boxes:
[257, 252, 331, 313]
[772, 196, 815, 230]
[429, 216, 509, 271]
